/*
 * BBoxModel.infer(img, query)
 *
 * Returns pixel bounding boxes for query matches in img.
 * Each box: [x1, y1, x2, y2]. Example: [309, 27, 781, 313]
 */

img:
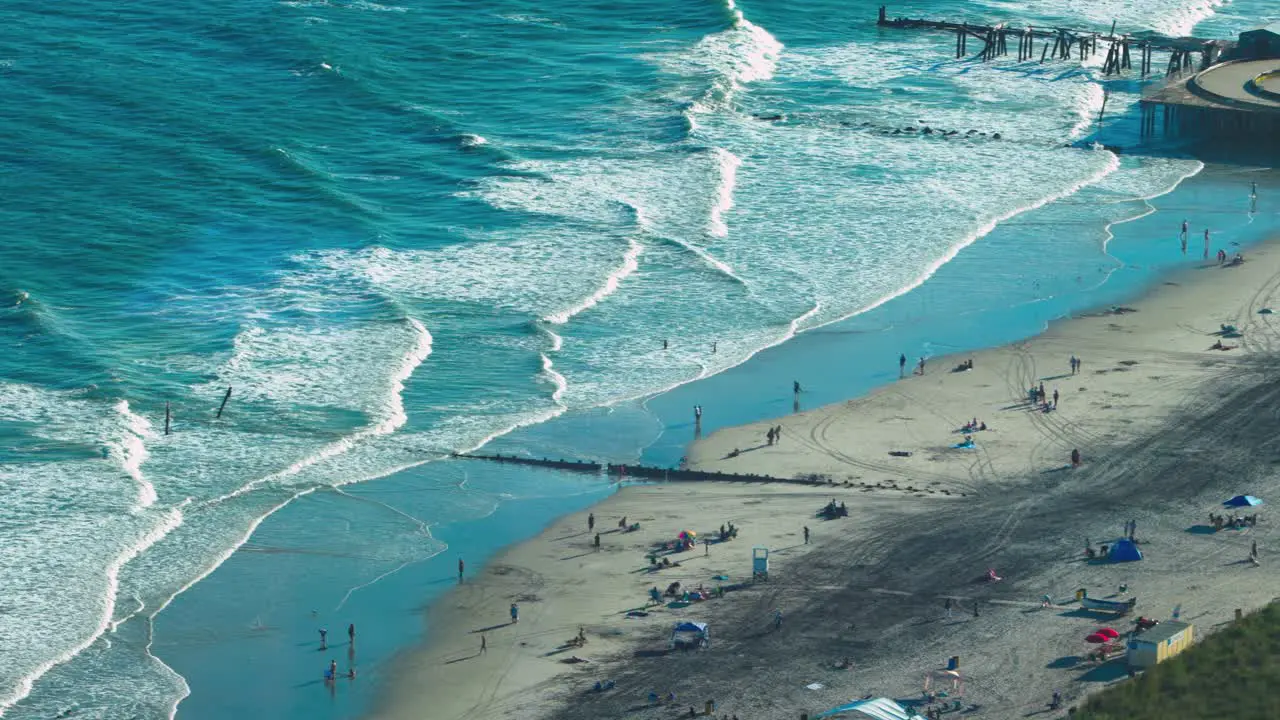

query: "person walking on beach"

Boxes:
[917, 357, 926, 375]
[712, 342, 717, 354]
[510, 603, 519, 625]
[1180, 219, 1188, 254]
[803, 526, 810, 544]
[1053, 388, 1059, 407]
[1204, 228, 1211, 260]
[588, 512, 595, 532]
[1069, 355, 1077, 375]
[480, 634, 487, 654]
[900, 353, 907, 378]
[773, 609, 783, 631]
[594, 532, 601, 551]
[458, 558, 464, 583]
[943, 597, 953, 619]
[774, 426, 782, 444]
[319, 628, 328, 650]
[766, 427, 775, 445]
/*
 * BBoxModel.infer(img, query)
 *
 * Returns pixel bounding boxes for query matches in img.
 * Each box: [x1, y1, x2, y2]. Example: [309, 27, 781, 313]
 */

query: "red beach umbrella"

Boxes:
[1099, 628, 1120, 639]
[1085, 633, 1107, 644]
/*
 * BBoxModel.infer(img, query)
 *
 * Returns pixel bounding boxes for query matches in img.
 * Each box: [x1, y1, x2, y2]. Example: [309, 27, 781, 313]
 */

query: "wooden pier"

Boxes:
[452, 453, 965, 496]
[876, 6, 1226, 77]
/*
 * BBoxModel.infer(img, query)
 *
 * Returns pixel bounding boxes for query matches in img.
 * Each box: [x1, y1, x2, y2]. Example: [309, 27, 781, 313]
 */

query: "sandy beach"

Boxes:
[372, 242, 1280, 720]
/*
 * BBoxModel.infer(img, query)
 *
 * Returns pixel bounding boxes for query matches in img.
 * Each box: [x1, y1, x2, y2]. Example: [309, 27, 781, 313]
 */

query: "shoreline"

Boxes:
[370, 233, 1280, 720]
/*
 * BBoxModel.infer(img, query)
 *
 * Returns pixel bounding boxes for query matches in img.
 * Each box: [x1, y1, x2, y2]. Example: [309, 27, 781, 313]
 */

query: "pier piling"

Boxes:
[216, 386, 232, 419]
[165, 401, 171, 436]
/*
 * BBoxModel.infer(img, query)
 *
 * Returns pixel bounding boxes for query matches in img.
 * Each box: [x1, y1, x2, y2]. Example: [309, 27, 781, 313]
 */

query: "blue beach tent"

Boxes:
[1224, 495, 1263, 507]
[1109, 538, 1143, 562]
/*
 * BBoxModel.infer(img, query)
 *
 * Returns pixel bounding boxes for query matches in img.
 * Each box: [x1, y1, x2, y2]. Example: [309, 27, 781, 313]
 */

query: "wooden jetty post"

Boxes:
[216, 386, 232, 419]
[164, 401, 171, 435]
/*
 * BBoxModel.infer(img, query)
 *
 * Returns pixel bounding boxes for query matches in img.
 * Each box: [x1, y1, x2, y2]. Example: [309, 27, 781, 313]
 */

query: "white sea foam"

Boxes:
[114, 400, 156, 509]
[708, 148, 741, 237]
[460, 133, 488, 148]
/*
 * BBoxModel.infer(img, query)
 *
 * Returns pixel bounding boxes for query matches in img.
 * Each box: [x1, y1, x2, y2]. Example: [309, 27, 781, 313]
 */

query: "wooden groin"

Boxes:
[451, 453, 966, 496]
[876, 6, 1225, 77]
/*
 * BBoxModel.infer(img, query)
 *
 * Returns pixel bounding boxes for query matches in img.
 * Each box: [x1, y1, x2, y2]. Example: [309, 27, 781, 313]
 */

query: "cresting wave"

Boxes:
[542, 237, 643, 325]
[212, 316, 432, 505]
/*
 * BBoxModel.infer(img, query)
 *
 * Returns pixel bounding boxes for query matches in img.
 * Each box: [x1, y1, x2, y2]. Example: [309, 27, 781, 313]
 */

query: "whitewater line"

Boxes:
[114, 400, 157, 509]
[653, 232, 748, 285]
[541, 353, 568, 406]
[0, 505, 185, 719]
[543, 237, 642, 325]
[211, 317, 432, 505]
[708, 148, 742, 237]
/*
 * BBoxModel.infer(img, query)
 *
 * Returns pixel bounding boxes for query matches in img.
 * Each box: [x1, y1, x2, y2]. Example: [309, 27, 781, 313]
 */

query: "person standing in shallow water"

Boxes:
[899, 353, 907, 378]
[458, 557, 464, 583]
[1180, 219, 1188, 254]
[1204, 228, 1211, 260]
[588, 512, 594, 532]
[348, 624, 355, 645]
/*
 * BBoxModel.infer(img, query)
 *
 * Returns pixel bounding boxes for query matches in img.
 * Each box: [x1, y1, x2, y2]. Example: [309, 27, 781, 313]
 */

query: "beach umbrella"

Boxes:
[1098, 628, 1120, 639]
[1223, 495, 1263, 507]
[1085, 633, 1107, 644]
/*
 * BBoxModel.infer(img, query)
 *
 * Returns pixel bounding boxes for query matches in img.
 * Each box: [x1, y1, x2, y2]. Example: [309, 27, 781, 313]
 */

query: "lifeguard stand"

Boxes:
[752, 546, 769, 581]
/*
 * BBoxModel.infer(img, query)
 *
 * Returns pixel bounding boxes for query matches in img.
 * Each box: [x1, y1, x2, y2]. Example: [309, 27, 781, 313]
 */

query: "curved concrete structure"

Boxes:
[1248, 70, 1280, 102]
[1190, 59, 1280, 111]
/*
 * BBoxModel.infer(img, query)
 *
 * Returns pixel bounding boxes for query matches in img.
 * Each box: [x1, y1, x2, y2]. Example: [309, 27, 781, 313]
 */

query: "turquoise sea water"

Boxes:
[1, 0, 1278, 717]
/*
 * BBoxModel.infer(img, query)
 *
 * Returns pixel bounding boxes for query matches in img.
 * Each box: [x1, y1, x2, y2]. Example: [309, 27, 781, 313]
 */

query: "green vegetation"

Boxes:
[1077, 602, 1280, 720]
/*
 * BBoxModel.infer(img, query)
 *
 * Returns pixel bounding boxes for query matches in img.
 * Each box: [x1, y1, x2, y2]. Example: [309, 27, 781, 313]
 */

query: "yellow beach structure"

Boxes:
[1127, 621, 1194, 668]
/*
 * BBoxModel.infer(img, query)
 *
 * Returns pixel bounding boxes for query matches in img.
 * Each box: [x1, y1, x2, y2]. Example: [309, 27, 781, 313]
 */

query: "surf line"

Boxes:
[209, 316, 432, 506]
[542, 236, 642, 325]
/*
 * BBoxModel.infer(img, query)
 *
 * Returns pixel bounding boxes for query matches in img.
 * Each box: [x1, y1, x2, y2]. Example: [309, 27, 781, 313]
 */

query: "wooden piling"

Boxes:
[216, 386, 232, 419]
[165, 401, 171, 436]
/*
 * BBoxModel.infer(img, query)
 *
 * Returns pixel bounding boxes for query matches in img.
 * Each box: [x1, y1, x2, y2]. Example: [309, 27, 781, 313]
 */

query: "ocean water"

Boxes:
[1, 0, 1278, 717]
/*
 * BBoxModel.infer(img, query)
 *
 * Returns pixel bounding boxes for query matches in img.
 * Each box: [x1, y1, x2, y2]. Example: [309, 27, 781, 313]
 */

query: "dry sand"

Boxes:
[372, 244, 1280, 720]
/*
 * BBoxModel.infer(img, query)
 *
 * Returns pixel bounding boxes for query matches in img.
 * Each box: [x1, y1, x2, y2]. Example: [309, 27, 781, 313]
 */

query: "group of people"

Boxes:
[818, 498, 849, 519]
[1215, 249, 1245, 266]
[960, 418, 987, 433]
[1208, 512, 1258, 531]
[320, 623, 358, 683]
[1028, 382, 1059, 411]
[766, 425, 783, 445]
[952, 358, 974, 373]
[1069, 355, 1082, 374]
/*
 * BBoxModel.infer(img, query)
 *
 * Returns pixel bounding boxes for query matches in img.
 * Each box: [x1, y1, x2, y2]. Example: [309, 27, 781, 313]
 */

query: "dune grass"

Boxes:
[1076, 602, 1280, 720]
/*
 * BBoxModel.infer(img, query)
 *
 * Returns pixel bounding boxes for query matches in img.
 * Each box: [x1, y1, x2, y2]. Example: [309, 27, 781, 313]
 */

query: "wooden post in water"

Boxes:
[216, 386, 232, 419]
[165, 402, 171, 436]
